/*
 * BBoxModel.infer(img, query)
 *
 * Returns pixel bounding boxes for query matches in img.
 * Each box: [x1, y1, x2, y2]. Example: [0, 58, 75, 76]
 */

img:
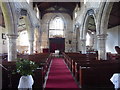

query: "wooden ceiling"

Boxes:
[33, 2, 80, 19]
[108, 2, 120, 29]
[0, 2, 119, 29]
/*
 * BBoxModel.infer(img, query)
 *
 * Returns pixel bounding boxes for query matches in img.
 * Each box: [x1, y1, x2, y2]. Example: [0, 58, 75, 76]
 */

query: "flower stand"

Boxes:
[18, 75, 34, 90]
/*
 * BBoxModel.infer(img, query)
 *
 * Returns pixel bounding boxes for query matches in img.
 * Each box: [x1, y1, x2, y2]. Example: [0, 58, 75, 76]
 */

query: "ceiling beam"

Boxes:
[34, 2, 78, 19]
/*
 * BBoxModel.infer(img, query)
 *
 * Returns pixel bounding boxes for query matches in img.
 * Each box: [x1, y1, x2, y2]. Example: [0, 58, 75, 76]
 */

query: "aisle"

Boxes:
[45, 58, 79, 89]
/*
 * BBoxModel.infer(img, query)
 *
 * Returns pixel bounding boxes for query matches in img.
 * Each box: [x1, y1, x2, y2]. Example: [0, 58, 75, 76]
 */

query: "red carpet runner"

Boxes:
[45, 58, 79, 89]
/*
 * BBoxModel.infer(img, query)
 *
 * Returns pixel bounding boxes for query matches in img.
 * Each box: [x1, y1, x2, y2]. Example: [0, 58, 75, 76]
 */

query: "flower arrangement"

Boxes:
[15, 58, 38, 76]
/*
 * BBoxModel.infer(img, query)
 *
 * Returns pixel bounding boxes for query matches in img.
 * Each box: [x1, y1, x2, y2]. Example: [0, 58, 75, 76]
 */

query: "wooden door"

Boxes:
[49, 38, 65, 53]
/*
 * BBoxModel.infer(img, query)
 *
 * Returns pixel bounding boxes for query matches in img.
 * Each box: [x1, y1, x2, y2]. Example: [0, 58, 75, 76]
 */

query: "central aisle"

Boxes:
[45, 58, 79, 89]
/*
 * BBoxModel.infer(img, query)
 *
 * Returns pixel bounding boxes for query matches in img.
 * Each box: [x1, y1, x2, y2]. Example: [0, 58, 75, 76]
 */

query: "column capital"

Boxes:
[7, 34, 18, 39]
[97, 34, 108, 40]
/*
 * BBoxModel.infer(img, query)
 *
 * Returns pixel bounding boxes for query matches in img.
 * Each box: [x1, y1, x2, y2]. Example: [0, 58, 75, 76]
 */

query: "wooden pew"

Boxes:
[75, 60, 119, 82]
[2, 61, 45, 89]
[2, 53, 52, 89]
[18, 53, 51, 78]
[2, 61, 21, 89]
[63, 52, 97, 78]
[29, 53, 51, 74]
[1, 53, 8, 61]
[63, 52, 86, 72]
[79, 62, 120, 88]
[62, 52, 120, 88]
[63, 52, 87, 75]
[107, 52, 120, 60]
[33, 67, 44, 89]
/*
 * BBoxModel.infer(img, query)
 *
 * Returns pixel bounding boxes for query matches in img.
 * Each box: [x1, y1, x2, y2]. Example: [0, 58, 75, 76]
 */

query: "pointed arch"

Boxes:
[99, 2, 114, 34]
[0, 2, 19, 61]
[81, 9, 97, 39]
[17, 9, 35, 54]
[48, 14, 67, 30]
[80, 9, 97, 53]
[0, 2, 17, 34]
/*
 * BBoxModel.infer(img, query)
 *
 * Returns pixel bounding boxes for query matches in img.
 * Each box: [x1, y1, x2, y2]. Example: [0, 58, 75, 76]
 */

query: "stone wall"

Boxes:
[41, 13, 73, 52]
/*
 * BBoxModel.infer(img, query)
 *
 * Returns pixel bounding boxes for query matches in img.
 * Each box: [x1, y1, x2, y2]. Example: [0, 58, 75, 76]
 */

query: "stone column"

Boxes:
[28, 26, 34, 54]
[29, 40, 34, 54]
[97, 34, 108, 60]
[37, 40, 41, 53]
[72, 37, 77, 52]
[81, 39, 86, 54]
[78, 39, 82, 53]
[7, 34, 18, 61]
[93, 34, 97, 50]
[34, 27, 41, 53]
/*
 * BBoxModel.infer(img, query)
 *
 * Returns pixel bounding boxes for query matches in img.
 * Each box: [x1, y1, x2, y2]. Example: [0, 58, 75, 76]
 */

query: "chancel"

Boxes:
[0, 0, 120, 89]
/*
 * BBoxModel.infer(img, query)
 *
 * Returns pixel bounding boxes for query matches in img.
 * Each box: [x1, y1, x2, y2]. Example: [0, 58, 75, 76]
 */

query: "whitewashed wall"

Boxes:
[106, 25, 120, 53]
[0, 26, 7, 54]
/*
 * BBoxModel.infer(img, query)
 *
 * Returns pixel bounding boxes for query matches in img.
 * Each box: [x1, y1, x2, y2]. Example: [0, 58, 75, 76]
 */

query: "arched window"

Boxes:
[75, 12, 77, 19]
[26, 0, 30, 4]
[86, 33, 91, 46]
[49, 16, 64, 38]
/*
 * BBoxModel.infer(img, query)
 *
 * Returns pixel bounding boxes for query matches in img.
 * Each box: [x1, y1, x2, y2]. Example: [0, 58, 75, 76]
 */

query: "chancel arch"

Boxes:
[48, 15, 66, 53]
